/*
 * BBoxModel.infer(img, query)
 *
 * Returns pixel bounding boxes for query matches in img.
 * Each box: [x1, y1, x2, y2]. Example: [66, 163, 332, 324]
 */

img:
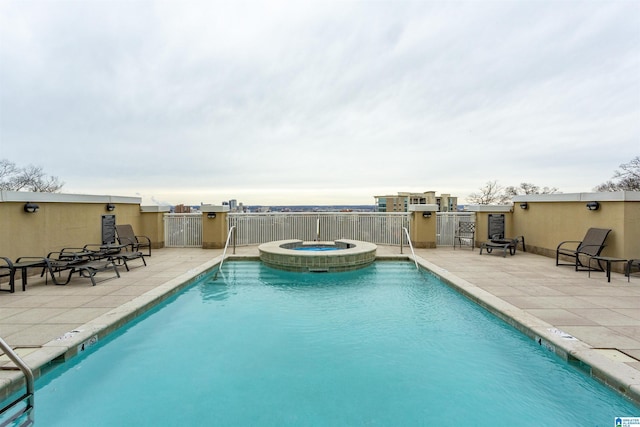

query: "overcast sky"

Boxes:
[1, 1, 638, 206]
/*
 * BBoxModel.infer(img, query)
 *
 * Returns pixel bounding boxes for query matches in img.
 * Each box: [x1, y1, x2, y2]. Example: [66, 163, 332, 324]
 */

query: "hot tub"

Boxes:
[258, 239, 377, 272]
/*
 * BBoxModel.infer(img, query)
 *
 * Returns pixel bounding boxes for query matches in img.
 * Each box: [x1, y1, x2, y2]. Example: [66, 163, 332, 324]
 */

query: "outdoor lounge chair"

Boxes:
[480, 236, 525, 257]
[116, 224, 152, 257]
[453, 221, 475, 250]
[43, 250, 121, 286]
[17, 249, 120, 287]
[83, 243, 147, 271]
[556, 228, 611, 271]
[68, 259, 120, 286]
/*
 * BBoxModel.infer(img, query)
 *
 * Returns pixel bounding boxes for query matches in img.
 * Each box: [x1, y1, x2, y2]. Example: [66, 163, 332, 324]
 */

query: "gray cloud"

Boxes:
[1, 1, 638, 205]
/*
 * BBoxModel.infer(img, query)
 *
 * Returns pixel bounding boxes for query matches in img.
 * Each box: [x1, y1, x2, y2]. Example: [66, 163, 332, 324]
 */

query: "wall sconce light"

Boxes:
[23, 202, 39, 213]
[586, 201, 600, 211]
[519, 202, 528, 209]
[106, 203, 116, 212]
[422, 212, 432, 218]
[207, 212, 216, 219]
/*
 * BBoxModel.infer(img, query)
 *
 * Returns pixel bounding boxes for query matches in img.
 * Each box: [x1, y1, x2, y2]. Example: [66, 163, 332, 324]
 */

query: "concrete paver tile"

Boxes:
[560, 326, 640, 349]
[2, 308, 68, 324]
[567, 309, 640, 326]
[4, 324, 80, 347]
[525, 308, 598, 326]
[45, 308, 113, 324]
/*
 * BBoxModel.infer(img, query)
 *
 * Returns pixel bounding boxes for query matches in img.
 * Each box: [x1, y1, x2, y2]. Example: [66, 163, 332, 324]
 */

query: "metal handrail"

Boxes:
[402, 227, 419, 271]
[0, 336, 34, 422]
[213, 226, 236, 280]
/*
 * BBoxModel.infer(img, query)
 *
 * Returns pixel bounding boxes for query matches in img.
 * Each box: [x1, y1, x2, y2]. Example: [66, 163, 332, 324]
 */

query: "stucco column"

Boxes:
[408, 204, 438, 248]
[201, 205, 230, 249]
[140, 206, 171, 249]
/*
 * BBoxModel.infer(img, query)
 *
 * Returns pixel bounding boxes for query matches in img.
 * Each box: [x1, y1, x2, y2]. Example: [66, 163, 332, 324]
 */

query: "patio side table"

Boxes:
[588, 256, 628, 283]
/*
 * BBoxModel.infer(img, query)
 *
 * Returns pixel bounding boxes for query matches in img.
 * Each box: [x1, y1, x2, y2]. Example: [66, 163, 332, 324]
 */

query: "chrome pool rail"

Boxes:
[213, 225, 236, 280]
[0, 336, 34, 425]
[401, 227, 419, 270]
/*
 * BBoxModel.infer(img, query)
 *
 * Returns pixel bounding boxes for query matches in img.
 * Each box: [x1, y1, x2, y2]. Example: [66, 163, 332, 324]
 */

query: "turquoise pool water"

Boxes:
[4, 261, 638, 425]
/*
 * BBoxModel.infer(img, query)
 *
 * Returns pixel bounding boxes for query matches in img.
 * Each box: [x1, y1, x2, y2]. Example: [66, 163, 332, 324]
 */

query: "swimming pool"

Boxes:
[3, 261, 638, 425]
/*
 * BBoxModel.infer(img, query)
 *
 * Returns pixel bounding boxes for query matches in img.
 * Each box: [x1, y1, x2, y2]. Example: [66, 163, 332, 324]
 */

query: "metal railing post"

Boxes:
[0, 336, 34, 420]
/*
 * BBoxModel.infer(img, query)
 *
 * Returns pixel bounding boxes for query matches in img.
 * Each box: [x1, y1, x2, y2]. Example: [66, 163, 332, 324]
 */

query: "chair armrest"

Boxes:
[1, 256, 13, 267]
[61, 247, 86, 253]
[135, 235, 151, 245]
[45, 251, 64, 260]
[16, 256, 47, 263]
[556, 240, 581, 251]
[14, 257, 50, 269]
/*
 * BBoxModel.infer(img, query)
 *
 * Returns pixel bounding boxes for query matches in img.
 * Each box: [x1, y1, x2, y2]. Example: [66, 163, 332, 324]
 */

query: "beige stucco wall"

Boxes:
[507, 192, 640, 272]
[0, 191, 166, 260]
[510, 197, 639, 261]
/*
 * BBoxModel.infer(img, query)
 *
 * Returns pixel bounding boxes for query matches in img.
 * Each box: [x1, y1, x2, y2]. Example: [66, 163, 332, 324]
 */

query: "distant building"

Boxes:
[221, 199, 246, 212]
[174, 204, 191, 213]
[374, 191, 457, 212]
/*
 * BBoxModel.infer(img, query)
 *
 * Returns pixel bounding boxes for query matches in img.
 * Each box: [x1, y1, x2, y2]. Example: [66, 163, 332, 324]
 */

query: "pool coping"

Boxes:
[1, 252, 639, 407]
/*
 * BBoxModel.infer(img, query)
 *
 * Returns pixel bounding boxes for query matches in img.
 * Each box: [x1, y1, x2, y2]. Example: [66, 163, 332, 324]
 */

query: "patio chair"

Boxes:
[453, 221, 475, 250]
[556, 228, 611, 271]
[116, 224, 152, 257]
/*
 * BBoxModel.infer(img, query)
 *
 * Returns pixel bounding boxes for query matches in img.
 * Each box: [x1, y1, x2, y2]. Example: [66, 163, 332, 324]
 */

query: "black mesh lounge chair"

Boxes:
[480, 236, 525, 258]
[83, 243, 147, 271]
[556, 228, 611, 271]
[453, 221, 475, 250]
[69, 259, 120, 286]
[116, 224, 152, 257]
[45, 250, 120, 286]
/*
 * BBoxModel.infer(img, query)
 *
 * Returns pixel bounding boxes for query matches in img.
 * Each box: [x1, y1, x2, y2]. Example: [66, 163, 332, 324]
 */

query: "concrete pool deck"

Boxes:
[1, 246, 639, 405]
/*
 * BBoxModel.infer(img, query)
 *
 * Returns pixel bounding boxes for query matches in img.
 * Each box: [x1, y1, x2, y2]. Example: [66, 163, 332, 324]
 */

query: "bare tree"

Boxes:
[467, 180, 510, 204]
[468, 180, 560, 205]
[595, 156, 640, 192]
[0, 159, 64, 192]
[0, 159, 18, 190]
[504, 182, 559, 197]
